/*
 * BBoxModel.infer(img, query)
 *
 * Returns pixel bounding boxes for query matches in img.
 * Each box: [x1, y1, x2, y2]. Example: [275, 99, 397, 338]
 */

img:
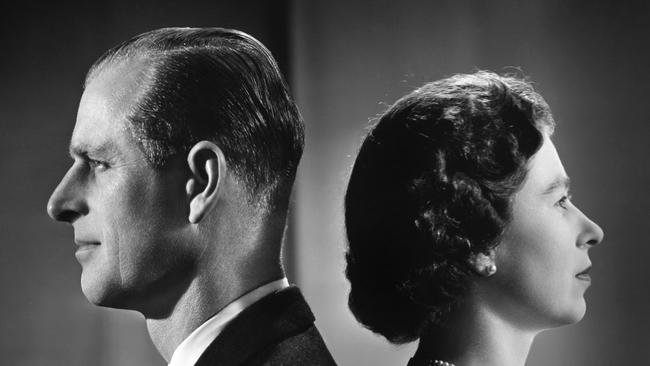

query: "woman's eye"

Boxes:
[556, 194, 572, 209]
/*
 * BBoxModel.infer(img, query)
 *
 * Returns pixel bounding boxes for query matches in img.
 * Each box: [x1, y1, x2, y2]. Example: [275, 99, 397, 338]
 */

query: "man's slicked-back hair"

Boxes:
[86, 27, 304, 211]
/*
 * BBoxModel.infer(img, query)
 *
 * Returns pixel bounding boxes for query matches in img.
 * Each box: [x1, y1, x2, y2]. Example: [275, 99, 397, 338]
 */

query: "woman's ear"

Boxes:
[186, 141, 227, 224]
[467, 248, 497, 277]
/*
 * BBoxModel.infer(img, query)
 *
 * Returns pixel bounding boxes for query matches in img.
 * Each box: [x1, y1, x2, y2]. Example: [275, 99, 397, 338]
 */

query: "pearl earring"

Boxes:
[485, 264, 497, 276]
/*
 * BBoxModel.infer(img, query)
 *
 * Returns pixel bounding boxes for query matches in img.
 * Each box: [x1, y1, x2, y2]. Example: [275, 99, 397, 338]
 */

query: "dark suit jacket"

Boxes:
[194, 286, 338, 366]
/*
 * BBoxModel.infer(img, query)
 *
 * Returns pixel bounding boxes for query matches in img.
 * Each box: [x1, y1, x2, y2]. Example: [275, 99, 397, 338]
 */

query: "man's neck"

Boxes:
[145, 268, 284, 362]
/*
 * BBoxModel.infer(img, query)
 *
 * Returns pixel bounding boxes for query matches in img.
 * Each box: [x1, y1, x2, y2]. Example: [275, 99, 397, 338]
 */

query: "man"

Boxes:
[47, 27, 337, 366]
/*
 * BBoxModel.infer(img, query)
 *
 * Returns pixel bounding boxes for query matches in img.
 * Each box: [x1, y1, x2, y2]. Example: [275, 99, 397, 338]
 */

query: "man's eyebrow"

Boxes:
[541, 176, 571, 195]
[69, 141, 119, 158]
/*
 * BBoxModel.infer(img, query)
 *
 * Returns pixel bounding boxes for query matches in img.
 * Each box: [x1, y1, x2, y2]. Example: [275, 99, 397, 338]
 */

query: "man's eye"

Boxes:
[88, 159, 109, 171]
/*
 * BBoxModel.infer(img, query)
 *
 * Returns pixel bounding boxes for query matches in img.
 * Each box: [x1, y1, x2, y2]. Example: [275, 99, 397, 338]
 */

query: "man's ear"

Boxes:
[467, 248, 497, 277]
[186, 141, 227, 224]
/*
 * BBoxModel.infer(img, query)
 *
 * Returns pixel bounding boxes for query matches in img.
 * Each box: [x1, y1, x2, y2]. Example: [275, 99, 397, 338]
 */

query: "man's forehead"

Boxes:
[73, 60, 149, 142]
[80, 58, 148, 122]
[68, 64, 146, 161]
[72, 87, 129, 146]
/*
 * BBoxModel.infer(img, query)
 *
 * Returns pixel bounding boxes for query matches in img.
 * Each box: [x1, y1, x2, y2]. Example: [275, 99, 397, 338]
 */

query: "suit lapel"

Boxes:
[194, 286, 315, 366]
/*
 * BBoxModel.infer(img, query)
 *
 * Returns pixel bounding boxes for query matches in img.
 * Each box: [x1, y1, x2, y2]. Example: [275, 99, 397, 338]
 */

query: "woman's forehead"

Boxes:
[521, 136, 569, 196]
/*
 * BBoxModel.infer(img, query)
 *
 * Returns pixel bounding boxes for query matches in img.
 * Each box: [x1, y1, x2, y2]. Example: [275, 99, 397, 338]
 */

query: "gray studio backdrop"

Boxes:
[1, 1, 648, 365]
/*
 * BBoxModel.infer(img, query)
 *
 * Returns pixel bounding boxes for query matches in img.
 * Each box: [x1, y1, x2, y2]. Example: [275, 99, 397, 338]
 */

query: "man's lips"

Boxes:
[74, 240, 100, 250]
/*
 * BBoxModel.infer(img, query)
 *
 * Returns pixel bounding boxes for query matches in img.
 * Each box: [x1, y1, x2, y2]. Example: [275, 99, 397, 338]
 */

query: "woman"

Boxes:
[344, 71, 604, 366]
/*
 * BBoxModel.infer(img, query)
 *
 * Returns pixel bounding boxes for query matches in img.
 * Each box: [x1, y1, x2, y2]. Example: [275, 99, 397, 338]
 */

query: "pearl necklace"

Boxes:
[428, 361, 455, 366]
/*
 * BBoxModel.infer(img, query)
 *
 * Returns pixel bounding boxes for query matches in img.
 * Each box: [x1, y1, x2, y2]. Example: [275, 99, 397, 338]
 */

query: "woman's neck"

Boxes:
[417, 303, 538, 366]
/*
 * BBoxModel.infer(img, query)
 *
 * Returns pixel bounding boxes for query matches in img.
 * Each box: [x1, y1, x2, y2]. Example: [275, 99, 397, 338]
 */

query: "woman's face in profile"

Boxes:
[483, 134, 604, 330]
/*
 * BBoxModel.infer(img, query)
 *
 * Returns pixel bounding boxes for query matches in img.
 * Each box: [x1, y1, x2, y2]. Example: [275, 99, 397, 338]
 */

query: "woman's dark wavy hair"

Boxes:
[344, 71, 555, 343]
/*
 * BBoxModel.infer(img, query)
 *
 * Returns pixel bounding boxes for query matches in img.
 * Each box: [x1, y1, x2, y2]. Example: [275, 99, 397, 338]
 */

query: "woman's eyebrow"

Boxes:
[541, 176, 571, 195]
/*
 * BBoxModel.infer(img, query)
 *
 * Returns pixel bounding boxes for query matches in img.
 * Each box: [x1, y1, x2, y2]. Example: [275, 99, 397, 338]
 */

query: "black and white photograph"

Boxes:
[1, 1, 648, 365]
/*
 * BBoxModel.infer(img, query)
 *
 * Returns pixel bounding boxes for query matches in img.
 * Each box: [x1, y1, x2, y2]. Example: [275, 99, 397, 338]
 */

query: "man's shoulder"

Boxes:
[195, 286, 337, 366]
[244, 323, 337, 366]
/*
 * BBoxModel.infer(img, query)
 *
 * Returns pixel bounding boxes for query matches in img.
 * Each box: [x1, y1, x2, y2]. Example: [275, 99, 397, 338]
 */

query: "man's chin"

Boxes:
[78, 266, 192, 317]
[80, 276, 129, 309]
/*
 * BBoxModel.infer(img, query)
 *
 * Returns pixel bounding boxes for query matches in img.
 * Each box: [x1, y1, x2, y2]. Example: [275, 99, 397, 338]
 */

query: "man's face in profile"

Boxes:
[47, 62, 193, 310]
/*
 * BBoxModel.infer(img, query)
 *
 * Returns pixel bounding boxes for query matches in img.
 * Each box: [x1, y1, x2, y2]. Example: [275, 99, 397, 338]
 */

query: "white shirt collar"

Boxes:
[168, 278, 290, 366]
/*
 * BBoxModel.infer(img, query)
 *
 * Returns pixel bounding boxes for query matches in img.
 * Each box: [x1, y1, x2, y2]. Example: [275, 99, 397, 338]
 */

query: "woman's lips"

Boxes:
[576, 266, 592, 282]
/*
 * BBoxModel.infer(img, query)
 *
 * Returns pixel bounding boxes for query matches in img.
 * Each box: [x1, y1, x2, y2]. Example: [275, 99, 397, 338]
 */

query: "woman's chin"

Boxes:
[548, 298, 587, 327]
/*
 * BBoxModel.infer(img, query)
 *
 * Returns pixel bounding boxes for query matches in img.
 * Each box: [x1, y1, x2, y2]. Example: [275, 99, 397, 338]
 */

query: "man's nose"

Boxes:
[47, 169, 88, 223]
